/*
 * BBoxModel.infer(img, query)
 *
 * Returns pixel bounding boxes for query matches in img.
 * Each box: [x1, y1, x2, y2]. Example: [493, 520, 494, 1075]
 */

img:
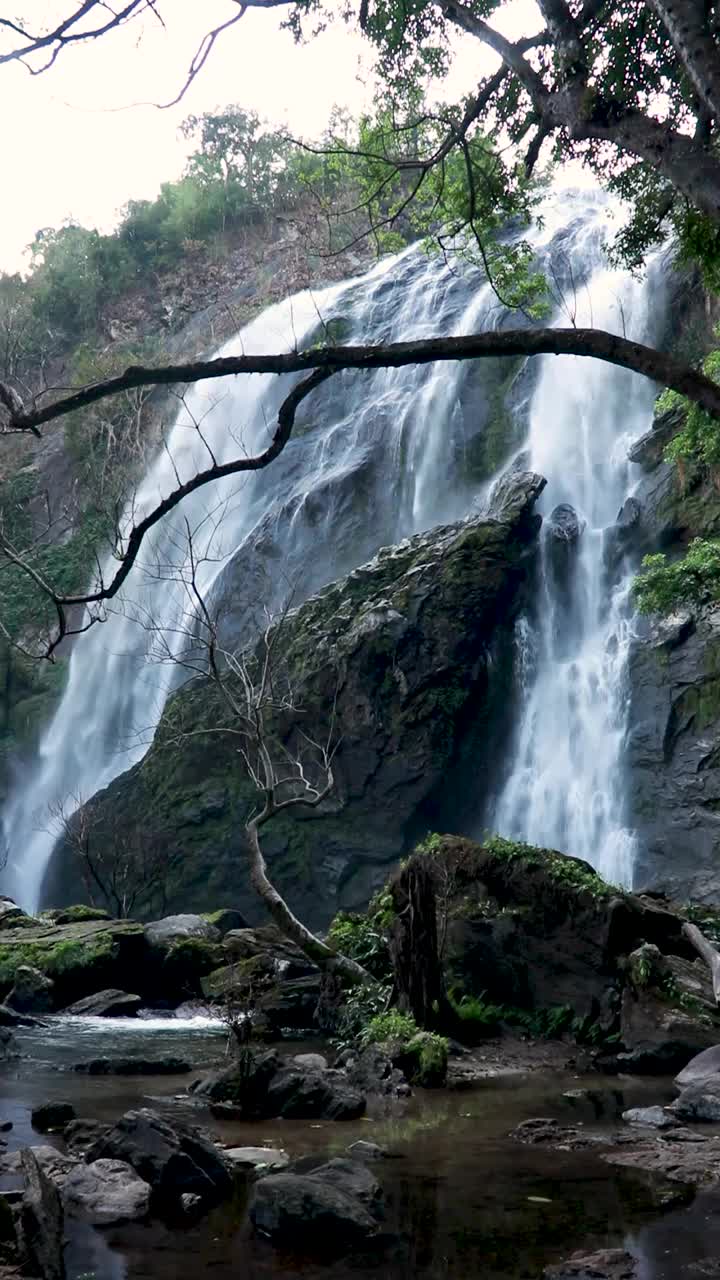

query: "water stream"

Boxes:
[0, 191, 662, 908]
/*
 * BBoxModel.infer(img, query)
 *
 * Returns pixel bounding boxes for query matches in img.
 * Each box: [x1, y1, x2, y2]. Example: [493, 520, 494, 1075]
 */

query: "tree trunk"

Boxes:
[245, 816, 372, 987]
[682, 921, 720, 1003]
[388, 855, 450, 1030]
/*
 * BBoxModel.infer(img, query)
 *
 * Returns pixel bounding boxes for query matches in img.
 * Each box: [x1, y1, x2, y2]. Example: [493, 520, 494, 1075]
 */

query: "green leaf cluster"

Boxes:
[634, 539, 720, 614]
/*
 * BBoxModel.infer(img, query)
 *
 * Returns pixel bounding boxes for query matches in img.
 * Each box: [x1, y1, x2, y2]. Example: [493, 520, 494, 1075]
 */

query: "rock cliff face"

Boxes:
[43, 474, 544, 927]
[626, 407, 720, 901]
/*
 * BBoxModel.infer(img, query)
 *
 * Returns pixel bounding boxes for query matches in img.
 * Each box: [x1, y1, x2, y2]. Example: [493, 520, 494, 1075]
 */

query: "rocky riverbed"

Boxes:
[4, 1014, 720, 1279]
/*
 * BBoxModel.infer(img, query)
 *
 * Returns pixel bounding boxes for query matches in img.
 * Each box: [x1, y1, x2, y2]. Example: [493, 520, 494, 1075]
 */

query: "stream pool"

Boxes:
[1, 1017, 718, 1279]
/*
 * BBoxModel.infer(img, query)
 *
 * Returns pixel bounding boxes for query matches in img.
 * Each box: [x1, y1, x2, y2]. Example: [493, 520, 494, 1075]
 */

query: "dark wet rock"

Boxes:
[63, 1120, 108, 1155]
[342, 1046, 410, 1098]
[676, 1044, 720, 1087]
[616, 497, 641, 531]
[618, 944, 719, 1072]
[0, 1029, 15, 1059]
[0, 918, 145, 1007]
[196, 1049, 281, 1106]
[19, 1149, 65, 1280]
[144, 914, 221, 949]
[62, 989, 142, 1017]
[197, 1048, 365, 1120]
[291, 1053, 328, 1072]
[510, 1118, 612, 1150]
[309, 1158, 383, 1215]
[603, 1134, 720, 1187]
[627, 602, 720, 903]
[71, 1055, 190, 1075]
[628, 405, 685, 470]
[5, 966, 55, 1014]
[544, 1247, 639, 1280]
[622, 1106, 677, 1129]
[0, 1147, 75, 1183]
[85, 1108, 232, 1210]
[250, 1160, 382, 1250]
[65, 496, 545, 927]
[431, 836, 694, 1023]
[547, 503, 585, 542]
[203, 909, 248, 936]
[347, 1140, 391, 1160]
[62, 1159, 150, 1225]
[0, 1005, 42, 1028]
[257, 975, 322, 1033]
[31, 1103, 76, 1134]
[41, 907, 110, 926]
[203, 926, 321, 1031]
[0, 900, 31, 931]
[266, 1066, 365, 1120]
[670, 1076, 720, 1121]
[223, 1147, 289, 1175]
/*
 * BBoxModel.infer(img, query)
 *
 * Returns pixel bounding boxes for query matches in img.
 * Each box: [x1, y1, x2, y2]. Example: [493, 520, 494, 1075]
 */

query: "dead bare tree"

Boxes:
[683, 921, 720, 1005]
[47, 791, 178, 919]
[135, 519, 373, 987]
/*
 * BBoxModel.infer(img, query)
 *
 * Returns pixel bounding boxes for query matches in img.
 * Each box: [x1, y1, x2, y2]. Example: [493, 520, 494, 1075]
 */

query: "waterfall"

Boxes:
[490, 232, 664, 886]
[0, 191, 663, 910]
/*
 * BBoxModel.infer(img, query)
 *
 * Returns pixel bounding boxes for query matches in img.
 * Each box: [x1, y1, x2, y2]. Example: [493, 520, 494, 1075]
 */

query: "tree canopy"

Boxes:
[4, 0, 720, 638]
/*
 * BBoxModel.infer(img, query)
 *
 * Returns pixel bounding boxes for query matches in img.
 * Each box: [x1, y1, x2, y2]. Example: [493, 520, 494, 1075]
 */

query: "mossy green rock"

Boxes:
[47, 478, 544, 928]
[0, 918, 144, 1007]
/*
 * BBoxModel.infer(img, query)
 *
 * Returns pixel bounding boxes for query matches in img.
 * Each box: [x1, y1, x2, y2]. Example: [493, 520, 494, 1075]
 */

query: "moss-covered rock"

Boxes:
[48, 478, 544, 927]
[41, 905, 111, 925]
[0, 918, 144, 1007]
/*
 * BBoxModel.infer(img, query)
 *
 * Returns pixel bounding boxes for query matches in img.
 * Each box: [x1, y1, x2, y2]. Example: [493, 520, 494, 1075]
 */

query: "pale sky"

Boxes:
[0, 1, 542, 273]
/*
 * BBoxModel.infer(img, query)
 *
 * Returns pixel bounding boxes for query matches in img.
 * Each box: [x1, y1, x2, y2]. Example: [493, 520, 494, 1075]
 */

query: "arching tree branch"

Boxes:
[4, 326, 720, 437]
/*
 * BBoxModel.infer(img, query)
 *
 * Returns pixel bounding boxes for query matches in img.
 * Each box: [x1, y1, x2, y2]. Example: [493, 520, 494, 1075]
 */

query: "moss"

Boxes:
[161, 937, 225, 988]
[483, 834, 616, 899]
[359, 1010, 449, 1086]
[41, 905, 111, 924]
[404, 1030, 449, 1086]
[201, 957, 265, 999]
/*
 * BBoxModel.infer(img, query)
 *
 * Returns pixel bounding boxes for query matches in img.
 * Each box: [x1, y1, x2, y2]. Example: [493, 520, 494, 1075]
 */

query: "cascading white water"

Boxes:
[0, 190, 662, 909]
[490, 225, 664, 886]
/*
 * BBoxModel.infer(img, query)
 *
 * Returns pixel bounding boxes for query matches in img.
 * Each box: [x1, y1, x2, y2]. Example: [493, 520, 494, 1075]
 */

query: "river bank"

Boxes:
[2, 1014, 720, 1279]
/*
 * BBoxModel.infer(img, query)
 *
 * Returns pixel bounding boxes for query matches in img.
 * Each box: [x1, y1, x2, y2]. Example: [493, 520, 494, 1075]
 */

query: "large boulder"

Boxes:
[624, 399, 720, 903]
[31, 1104, 76, 1134]
[429, 836, 697, 1024]
[250, 1157, 383, 1250]
[85, 1108, 232, 1210]
[616, 943, 720, 1072]
[49, 492, 545, 927]
[0, 900, 31, 931]
[6, 966, 55, 1014]
[61, 1159, 150, 1225]
[18, 1149, 65, 1280]
[669, 1075, 720, 1121]
[676, 1043, 720, 1087]
[197, 1049, 365, 1120]
[0, 918, 145, 1007]
[144, 914, 221, 949]
[544, 1249, 638, 1280]
[62, 989, 142, 1017]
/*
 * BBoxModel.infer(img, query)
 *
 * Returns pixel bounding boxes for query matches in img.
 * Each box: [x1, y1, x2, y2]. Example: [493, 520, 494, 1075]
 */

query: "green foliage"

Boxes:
[415, 831, 443, 855]
[319, 100, 548, 313]
[334, 981, 393, 1051]
[482, 834, 614, 899]
[360, 1009, 418, 1046]
[634, 539, 720, 614]
[405, 1029, 449, 1085]
[326, 909, 391, 979]
[448, 987, 584, 1042]
[3, 106, 346, 350]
